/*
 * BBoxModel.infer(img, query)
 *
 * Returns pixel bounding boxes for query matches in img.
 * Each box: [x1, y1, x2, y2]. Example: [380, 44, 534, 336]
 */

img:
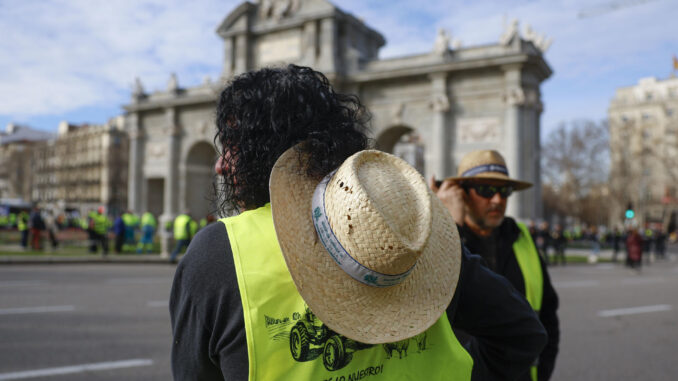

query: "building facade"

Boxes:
[0, 123, 54, 203]
[31, 118, 129, 217]
[124, 0, 552, 254]
[609, 76, 678, 230]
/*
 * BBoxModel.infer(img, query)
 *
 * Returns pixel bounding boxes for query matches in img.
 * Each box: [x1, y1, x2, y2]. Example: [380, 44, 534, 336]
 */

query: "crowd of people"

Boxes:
[524, 221, 672, 269]
[0, 207, 215, 256]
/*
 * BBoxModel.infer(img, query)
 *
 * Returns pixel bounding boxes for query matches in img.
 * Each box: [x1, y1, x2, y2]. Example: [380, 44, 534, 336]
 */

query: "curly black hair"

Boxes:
[214, 64, 370, 213]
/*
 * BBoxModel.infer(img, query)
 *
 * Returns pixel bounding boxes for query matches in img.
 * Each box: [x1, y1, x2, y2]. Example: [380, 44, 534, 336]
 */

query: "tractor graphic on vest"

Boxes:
[289, 307, 372, 371]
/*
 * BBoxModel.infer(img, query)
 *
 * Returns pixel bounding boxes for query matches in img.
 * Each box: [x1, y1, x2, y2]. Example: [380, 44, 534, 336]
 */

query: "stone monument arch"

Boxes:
[124, 1, 551, 255]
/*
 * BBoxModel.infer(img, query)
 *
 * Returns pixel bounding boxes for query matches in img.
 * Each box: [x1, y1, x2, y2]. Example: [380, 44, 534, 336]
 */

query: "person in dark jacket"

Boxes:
[113, 214, 126, 254]
[626, 227, 643, 271]
[431, 149, 560, 381]
[29, 207, 46, 250]
[169, 65, 546, 381]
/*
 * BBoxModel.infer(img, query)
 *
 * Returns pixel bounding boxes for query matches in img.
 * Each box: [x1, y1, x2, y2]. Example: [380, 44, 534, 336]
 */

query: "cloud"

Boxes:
[0, 0, 235, 117]
[0, 0, 676, 133]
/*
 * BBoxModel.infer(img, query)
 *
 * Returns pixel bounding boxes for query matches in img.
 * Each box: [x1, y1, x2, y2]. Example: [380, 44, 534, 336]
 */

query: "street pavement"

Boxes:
[549, 253, 678, 380]
[0, 254, 676, 380]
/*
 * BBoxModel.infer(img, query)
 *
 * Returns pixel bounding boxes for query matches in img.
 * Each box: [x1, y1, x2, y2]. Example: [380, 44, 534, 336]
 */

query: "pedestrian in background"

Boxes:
[137, 211, 157, 254]
[88, 207, 109, 256]
[626, 227, 643, 272]
[431, 149, 559, 381]
[29, 206, 45, 250]
[113, 214, 125, 253]
[169, 211, 192, 263]
[654, 227, 666, 260]
[44, 210, 59, 250]
[551, 224, 567, 266]
[612, 227, 623, 263]
[17, 210, 29, 249]
[536, 221, 551, 265]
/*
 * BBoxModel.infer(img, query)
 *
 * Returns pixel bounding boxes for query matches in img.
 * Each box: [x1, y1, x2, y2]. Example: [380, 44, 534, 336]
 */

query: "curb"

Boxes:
[0, 255, 176, 265]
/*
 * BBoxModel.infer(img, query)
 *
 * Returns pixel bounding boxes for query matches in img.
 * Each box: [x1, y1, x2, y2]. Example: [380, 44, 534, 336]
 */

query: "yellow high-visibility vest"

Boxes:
[514, 222, 544, 381]
[221, 203, 473, 381]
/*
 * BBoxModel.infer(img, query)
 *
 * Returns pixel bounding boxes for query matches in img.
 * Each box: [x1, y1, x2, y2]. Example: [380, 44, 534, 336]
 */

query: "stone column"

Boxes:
[126, 113, 143, 213]
[427, 73, 452, 180]
[234, 34, 248, 75]
[317, 18, 336, 73]
[221, 36, 234, 80]
[502, 65, 525, 220]
[160, 107, 180, 257]
[301, 20, 318, 67]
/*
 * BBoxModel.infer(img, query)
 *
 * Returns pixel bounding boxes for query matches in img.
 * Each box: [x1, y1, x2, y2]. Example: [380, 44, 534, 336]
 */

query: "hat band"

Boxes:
[462, 164, 508, 177]
[311, 171, 415, 288]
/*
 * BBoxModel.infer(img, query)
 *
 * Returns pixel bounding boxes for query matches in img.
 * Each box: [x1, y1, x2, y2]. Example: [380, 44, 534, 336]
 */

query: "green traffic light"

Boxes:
[625, 209, 635, 219]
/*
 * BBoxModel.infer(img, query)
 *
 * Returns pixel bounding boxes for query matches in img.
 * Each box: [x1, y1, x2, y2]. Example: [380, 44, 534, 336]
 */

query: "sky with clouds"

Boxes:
[1, 0, 676, 141]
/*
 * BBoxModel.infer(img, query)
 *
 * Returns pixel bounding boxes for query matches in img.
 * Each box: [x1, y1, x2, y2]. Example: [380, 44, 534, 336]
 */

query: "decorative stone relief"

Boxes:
[167, 73, 179, 92]
[523, 23, 553, 53]
[432, 28, 450, 55]
[430, 94, 450, 112]
[504, 86, 525, 106]
[259, 0, 300, 21]
[132, 78, 146, 100]
[499, 19, 520, 46]
[148, 143, 166, 159]
[457, 117, 501, 144]
[392, 103, 405, 125]
[195, 121, 210, 135]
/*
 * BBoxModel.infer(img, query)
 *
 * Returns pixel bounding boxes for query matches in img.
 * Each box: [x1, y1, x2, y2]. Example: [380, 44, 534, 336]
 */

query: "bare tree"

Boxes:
[541, 119, 610, 225]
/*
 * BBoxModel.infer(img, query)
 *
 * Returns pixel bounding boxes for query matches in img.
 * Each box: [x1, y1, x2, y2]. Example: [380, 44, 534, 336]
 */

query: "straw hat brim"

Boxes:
[270, 147, 462, 344]
[444, 173, 532, 191]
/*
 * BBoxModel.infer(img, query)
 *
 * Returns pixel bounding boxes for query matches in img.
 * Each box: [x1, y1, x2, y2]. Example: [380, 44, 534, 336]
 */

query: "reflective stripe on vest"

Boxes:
[513, 222, 544, 381]
[221, 203, 473, 381]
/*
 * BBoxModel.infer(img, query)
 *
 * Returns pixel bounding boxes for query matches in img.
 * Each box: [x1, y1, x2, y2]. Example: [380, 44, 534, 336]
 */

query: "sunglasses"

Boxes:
[465, 184, 513, 199]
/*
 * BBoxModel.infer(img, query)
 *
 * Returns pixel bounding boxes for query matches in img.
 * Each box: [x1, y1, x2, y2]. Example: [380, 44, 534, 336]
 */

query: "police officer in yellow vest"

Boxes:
[170, 212, 193, 263]
[170, 65, 547, 380]
[431, 150, 560, 381]
[137, 212, 157, 254]
[17, 210, 30, 249]
[88, 206, 109, 255]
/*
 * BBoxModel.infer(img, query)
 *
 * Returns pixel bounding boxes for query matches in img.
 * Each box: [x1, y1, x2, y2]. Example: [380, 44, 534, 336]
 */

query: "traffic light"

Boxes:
[625, 202, 635, 219]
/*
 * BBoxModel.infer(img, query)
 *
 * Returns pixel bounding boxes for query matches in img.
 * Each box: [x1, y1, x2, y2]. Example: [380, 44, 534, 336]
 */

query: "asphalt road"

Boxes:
[0, 264, 175, 381]
[0, 257, 676, 380]
[549, 255, 678, 381]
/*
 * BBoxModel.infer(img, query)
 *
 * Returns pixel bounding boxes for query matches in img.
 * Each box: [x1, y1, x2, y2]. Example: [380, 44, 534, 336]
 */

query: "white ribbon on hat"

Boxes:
[461, 163, 509, 177]
[311, 171, 415, 288]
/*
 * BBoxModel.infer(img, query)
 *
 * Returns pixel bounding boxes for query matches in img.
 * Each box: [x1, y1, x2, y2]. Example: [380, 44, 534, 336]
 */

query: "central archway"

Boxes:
[376, 125, 425, 175]
[184, 142, 215, 220]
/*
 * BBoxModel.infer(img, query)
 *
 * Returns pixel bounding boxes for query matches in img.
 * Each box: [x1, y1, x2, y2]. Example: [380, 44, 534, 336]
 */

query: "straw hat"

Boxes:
[445, 150, 532, 190]
[270, 147, 461, 344]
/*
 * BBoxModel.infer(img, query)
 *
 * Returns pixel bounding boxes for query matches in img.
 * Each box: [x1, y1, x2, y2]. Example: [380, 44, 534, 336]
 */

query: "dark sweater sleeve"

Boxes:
[537, 257, 560, 381]
[169, 222, 248, 381]
[448, 247, 547, 381]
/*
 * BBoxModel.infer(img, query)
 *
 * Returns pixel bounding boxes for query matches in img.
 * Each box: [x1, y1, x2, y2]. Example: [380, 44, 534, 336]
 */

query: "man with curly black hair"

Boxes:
[169, 65, 546, 380]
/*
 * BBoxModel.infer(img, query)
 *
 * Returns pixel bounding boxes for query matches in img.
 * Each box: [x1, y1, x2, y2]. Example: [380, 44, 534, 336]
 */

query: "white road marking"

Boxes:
[598, 304, 672, 318]
[553, 280, 599, 288]
[0, 359, 153, 380]
[106, 278, 169, 285]
[147, 300, 168, 308]
[0, 305, 75, 316]
[621, 277, 664, 285]
[0, 281, 47, 287]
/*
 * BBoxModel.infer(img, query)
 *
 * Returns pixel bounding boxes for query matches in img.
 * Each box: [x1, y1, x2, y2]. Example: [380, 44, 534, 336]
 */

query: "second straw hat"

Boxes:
[269, 146, 462, 344]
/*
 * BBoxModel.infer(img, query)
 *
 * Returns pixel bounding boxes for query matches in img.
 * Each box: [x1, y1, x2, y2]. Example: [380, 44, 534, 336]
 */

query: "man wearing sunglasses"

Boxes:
[430, 149, 559, 381]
